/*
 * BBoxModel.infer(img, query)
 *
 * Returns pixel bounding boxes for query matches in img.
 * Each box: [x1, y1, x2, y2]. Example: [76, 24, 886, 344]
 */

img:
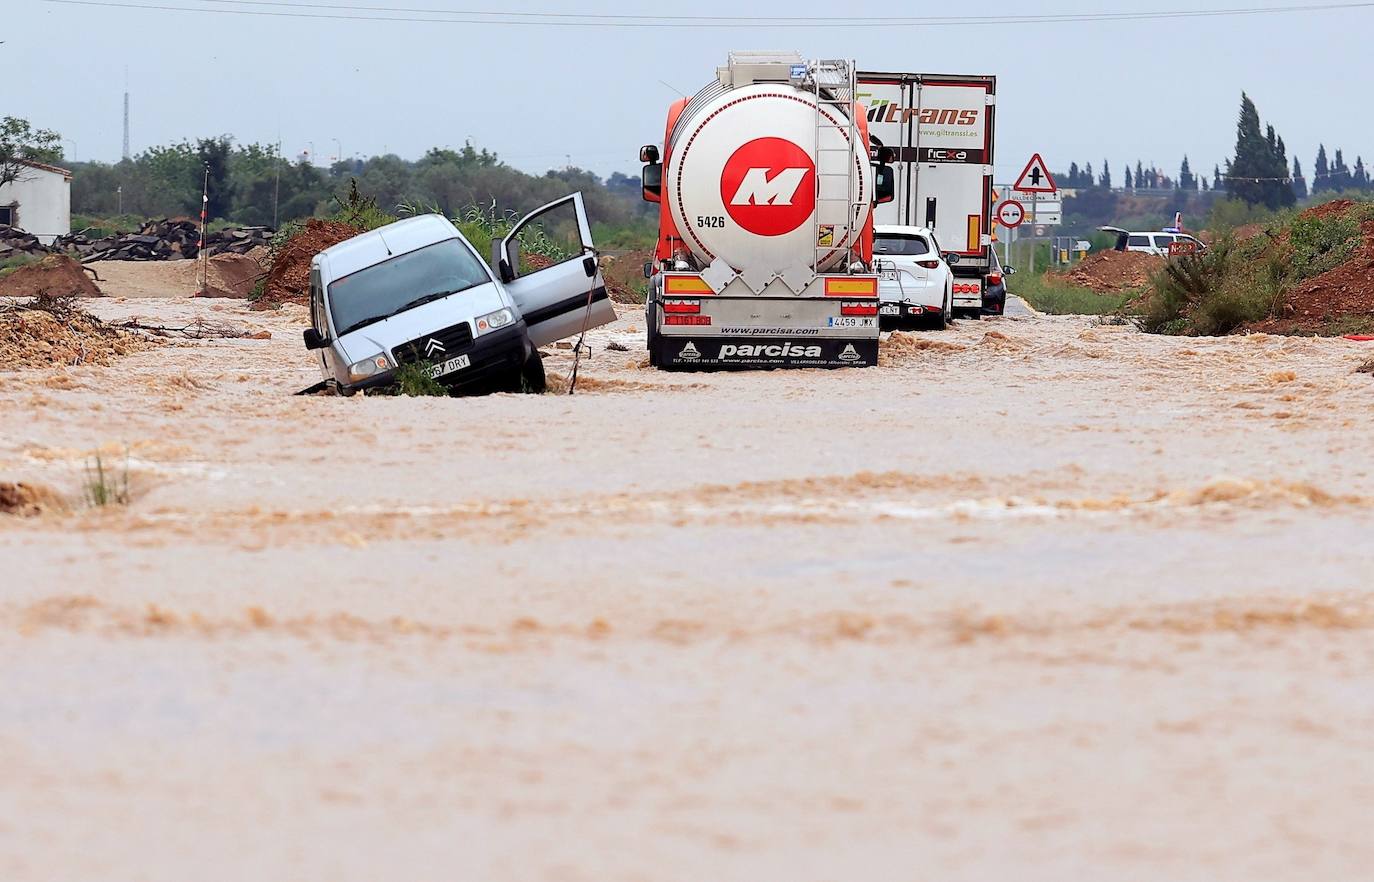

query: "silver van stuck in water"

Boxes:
[303, 193, 616, 395]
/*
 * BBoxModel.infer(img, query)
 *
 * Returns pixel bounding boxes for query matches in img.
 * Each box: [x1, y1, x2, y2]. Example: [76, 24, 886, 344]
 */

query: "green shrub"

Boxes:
[331, 179, 396, 232]
[1140, 236, 1290, 336]
[391, 362, 448, 397]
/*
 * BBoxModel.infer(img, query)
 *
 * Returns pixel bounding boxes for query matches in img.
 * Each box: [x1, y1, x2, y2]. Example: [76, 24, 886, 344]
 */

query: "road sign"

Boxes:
[1013, 153, 1058, 193]
[996, 199, 1025, 228]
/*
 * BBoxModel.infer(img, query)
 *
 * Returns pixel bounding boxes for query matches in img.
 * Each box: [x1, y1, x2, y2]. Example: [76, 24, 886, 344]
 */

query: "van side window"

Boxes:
[1127, 235, 1151, 247]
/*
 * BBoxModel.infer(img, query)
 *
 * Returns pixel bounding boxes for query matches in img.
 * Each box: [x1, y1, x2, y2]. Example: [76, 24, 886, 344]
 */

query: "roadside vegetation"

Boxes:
[1139, 199, 1374, 336]
[1010, 270, 1137, 316]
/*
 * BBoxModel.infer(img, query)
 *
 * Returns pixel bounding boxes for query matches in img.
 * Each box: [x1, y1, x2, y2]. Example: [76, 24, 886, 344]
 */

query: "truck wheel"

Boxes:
[645, 300, 661, 367]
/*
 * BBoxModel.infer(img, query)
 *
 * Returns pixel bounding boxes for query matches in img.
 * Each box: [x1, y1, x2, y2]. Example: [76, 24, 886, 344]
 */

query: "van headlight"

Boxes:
[474, 308, 514, 336]
[347, 354, 391, 382]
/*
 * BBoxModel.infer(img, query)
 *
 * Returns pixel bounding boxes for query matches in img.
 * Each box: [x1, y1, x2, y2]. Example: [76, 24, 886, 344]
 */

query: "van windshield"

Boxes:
[328, 239, 492, 336]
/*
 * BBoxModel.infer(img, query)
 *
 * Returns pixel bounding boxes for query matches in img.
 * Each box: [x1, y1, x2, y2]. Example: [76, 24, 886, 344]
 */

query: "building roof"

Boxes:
[15, 158, 73, 178]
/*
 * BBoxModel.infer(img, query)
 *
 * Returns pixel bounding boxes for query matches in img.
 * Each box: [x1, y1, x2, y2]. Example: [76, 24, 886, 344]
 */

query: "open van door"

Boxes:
[496, 192, 617, 348]
[1098, 226, 1130, 252]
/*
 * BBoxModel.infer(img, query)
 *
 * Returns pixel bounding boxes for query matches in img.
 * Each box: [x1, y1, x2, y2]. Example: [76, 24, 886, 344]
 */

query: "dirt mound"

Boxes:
[1300, 199, 1357, 220]
[196, 249, 268, 299]
[256, 220, 361, 308]
[0, 482, 66, 517]
[599, 250, 652, 304]
[1274, 218, 1374, 332]
[0, 254, 101, 298]
[0, 296, 156, 370]
[1065, 250, 1164, 293]
[1231, 223, 1266, 241]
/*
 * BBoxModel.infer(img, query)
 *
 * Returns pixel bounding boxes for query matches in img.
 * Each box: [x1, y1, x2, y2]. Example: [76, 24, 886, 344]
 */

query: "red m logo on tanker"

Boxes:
[719, 138, 817, 237]
[729, 167, 810, 206]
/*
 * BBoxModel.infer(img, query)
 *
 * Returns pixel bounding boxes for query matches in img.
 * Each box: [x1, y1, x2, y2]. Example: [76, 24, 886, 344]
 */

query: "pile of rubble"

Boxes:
[0, 225, 50, 259]
[56, 219, 273, 262]
[1, 221, 274, 263]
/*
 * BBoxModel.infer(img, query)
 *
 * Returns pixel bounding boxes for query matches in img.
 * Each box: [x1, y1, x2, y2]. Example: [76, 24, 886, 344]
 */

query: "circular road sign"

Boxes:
[996, 199, 1026, 228]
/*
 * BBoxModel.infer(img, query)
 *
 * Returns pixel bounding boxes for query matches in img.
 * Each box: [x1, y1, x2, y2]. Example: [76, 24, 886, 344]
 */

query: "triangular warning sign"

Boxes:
[1013, 153, 1057, 193]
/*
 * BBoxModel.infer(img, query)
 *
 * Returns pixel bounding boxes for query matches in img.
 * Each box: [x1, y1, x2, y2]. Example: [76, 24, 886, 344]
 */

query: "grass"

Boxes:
[1011, 271, 1137, 316]
[84, 453, 130, 507]
[0, 254, 37, 278]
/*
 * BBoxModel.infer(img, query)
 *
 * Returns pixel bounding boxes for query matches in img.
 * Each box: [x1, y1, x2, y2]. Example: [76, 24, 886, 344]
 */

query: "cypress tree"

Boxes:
[1314, 145, 1329, 194]
[1100, 159, 1111, 188]
[1228, 94, 1294, 208]
[1292, 156, 1308, 200]
[1124, 167, 1133, 189]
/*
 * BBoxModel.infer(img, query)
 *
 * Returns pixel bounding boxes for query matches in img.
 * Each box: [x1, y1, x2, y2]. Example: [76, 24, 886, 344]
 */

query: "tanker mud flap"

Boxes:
[650, 336, 878, 370]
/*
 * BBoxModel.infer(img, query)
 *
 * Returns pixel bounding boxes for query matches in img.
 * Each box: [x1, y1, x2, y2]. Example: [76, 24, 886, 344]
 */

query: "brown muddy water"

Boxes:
[2, 298, 1373, 881]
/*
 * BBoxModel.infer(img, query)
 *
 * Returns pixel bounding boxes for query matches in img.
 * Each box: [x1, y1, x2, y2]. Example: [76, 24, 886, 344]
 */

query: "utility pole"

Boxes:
[122, 67, 131, 160]
[197, 164, 209, 297]
[272, 139, 282, 230]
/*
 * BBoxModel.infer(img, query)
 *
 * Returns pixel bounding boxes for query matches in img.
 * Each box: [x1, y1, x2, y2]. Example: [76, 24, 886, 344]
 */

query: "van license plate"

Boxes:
[424, 355, 471, 379]
[828, 316, 876, 328]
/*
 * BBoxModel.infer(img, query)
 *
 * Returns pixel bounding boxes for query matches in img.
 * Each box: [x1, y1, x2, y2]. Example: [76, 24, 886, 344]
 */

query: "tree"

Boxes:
[1314, 145, 1330, 194]
[1068, 161, 1080, 188]
[1100, 160, 1111, 189]
[1227, 93, 1294, 209]
[1291, 156, 1308, 200]
[1201, 176, 1210, 192]
[1330, 148, 1351, 191]
[1355, 156, 1369, 190]
[1179, 155, 1196, 191]
[0, 116, 63, 190]
[1085, 162, 1094, 187]
[1214, 164, 1223, 190]
[1124, 166, 1133, 189]
[1136, 160, 1145, 190]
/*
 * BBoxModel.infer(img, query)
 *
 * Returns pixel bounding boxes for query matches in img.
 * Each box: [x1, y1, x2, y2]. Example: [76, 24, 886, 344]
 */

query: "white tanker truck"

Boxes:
[638, 52, 896, 370]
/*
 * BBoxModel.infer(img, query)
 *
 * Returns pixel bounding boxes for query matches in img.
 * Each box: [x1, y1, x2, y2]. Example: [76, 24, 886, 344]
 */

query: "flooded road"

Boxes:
[3, 298, 1373, 880]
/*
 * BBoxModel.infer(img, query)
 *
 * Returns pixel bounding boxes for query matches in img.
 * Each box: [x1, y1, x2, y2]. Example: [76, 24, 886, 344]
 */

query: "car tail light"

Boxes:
[840, 301, 878, 316]
[917, 259, 941, 269]
[663, 299, 700, 314]
[987, 272, 1002, 286]
[923, 305, 942, 313]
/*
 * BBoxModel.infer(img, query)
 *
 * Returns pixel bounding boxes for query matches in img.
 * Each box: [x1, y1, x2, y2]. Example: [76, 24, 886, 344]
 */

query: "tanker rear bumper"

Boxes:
[650, 334, 877, 370]
[650, 275, 880, 371]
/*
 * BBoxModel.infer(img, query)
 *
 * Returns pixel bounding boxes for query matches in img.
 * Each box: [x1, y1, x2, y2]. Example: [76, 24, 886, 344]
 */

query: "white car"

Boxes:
[873, 224, 956, 330]
[1100, 226, 1206, 258]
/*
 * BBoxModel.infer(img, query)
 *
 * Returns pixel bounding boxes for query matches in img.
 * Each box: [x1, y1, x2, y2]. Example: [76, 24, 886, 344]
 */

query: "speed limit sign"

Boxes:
[996, 199, 1025, 228]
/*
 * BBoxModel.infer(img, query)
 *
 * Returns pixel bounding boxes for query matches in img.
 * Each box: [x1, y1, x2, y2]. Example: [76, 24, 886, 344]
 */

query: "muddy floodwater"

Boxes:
[3, 297, 1373, 881]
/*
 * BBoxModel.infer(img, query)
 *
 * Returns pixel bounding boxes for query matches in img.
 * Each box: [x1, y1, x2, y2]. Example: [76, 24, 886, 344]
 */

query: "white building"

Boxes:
[0, 159, 72, 245]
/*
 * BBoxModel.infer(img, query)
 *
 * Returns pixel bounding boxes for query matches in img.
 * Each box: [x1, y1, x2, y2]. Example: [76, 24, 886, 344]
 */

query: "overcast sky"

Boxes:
[8, 0, 1372, 185]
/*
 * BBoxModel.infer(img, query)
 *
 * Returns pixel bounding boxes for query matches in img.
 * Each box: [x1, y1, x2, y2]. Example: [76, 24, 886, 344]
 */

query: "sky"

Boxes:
[7, 0, 1373, 186]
